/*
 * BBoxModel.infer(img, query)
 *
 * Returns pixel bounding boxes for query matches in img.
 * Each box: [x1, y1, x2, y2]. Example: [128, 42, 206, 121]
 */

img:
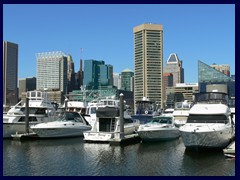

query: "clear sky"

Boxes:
[3, 4, 235, 83]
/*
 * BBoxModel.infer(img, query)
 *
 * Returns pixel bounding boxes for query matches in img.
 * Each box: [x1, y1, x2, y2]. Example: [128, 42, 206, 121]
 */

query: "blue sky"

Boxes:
[3, 4, 235, 83]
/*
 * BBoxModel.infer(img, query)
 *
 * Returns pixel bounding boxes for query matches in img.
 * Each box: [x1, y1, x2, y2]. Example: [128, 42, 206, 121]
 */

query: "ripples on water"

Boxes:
[3, 138, 235, 176]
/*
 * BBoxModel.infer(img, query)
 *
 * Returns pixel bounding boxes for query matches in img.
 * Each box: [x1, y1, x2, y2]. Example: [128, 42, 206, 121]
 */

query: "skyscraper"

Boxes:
[67, 54, 76, 92]
[165, 53, 184, 86]
[3, 41, 18, 105]
[83, 60, 105, 90]
[36, 51, 68, 94]
[133, 23, 164, 108]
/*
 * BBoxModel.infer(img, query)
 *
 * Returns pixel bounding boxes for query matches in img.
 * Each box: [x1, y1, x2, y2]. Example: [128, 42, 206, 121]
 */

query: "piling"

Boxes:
[25, 97, 29, 133]
[119, 93, 124, 139]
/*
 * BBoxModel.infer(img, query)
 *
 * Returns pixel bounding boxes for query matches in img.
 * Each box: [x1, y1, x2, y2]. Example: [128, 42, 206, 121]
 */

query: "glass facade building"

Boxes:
[83, 60, 113, 90]
[121, 69, 134, 91]
[198, 60, 235, 98]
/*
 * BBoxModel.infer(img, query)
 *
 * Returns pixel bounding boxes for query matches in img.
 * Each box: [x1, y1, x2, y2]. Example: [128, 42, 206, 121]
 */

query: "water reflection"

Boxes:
[3, 137, 235, 176]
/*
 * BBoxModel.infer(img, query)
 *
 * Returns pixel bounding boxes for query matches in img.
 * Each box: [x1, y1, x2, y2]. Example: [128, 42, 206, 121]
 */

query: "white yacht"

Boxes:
[84, 98, 140, 142]
[179, 92, 234, 150]
[3, 91, 56, 138]
[30, 112, 91, 138]
[172, 100, 192, 127]
[137, 114, 180, 141]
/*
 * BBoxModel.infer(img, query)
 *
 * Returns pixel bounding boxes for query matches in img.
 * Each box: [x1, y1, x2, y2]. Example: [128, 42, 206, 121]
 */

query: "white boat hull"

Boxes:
[137, 128, 180, 141]
[180, 124, 234, 149]
[31, 122, 91, 138]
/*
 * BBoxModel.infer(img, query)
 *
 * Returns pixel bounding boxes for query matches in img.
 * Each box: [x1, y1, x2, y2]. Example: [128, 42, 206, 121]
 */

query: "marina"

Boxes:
[3, 137, 235, 176]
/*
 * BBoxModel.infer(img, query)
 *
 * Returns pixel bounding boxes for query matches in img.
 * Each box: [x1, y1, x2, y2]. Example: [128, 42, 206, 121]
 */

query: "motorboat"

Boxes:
[179, 92, 235, 150]
[172, 100, 192, 127]
[137, 114, 180, 141]
[30, 112, 91, 138]
[84, 98, 140, 142]
[3, 90, 57, 138]
[131, 97, 161, 124]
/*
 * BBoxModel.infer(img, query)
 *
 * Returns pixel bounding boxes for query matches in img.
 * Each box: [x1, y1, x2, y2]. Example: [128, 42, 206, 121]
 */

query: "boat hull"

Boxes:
[31, 125, 91, 138]
[180, 124, 233, 149]
[137, 128, 180, 141]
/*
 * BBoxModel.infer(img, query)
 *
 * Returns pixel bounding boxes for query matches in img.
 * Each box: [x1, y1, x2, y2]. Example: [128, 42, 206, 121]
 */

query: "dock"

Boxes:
[223, 141, 235, 158]
[109, 134, 141, 146]
[11, 132, 39, 141]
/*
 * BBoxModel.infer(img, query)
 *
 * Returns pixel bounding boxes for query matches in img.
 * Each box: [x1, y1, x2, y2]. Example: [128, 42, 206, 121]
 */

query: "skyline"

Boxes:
[3, 4, 235, 83]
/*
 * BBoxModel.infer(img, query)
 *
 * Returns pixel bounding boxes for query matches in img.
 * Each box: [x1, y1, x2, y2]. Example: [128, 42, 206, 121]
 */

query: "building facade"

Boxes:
[19, 77, 36, 100]
[133, 23, 164, 108]
[121, 68, 134, 91]
[198, 60, 235, 98]
[165, 83, 199, 108]
[67, 54, 76, 92]
[36, 51, 68, 95]
[165, 53, 184, 86]
[3, 41, 18, 105]
[210, 63, 230, 76]
[113, 73, 121, 89]
[83, 60, 113, 90]
[162, 72, 173, 103]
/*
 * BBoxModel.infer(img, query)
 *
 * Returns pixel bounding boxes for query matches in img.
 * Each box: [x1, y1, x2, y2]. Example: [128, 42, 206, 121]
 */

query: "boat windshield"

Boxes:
[59, 112, 84, 123]
[187, 114, 228, 123]
[151, 116, 172, 124]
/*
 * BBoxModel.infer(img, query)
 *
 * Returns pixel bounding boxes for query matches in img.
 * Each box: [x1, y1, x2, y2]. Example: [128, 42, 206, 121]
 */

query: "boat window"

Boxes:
[37, 92, 41, 97]
[187, 115, 228, 123]
[35, 108, 46, 114]
[124, 118, 133, 124]
[31, 91, 36, 98]
[91, 107, 96, 114]
[65, 113, 75, 121]
[29, 117, 38, 122]
[152, 117, 172, 124]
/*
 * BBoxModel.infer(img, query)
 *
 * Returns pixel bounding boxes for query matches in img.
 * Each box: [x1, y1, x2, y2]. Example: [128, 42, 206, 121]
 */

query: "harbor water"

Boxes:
[3, 137, 235, 176]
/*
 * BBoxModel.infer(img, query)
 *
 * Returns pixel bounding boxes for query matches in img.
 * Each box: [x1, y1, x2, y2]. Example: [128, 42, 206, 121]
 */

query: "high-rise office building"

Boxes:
[83, 60, 105, 90]
[133, 23, 164, 108]
[83, 59, 113, 90]
[36, 51, 68, 94]
[210, 63, 230, 76]
[121, 68, 134, 91]
[3, 41, 18, 105]
[165, 53, 184, 86]
[67, 54, 76, 92]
